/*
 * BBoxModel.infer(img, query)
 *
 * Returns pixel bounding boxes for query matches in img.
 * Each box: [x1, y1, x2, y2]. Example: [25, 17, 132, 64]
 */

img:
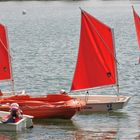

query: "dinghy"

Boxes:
[70, 9, 130, 112]
[0, 111, 33, 131]
[0, 23, 85, 119]
[0, 93, 85, 119]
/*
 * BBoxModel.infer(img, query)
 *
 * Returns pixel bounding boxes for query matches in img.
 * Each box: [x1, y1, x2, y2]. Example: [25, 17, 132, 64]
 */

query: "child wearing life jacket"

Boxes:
[2, 103, 23, 123]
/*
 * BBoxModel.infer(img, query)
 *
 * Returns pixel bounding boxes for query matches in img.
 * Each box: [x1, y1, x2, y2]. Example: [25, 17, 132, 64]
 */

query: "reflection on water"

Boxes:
[32, 118, 119, 140]
[0, 132, 17, 140]
[0, 129, 118, 140]
[33, 118, 78, 130]
[74, 130, 117, 140]
[0, 134, 11, 140]
[78, 110, 128, 118]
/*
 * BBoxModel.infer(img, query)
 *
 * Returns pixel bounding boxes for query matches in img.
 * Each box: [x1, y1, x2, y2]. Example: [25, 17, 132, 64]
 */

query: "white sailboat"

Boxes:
[70, 9, 130, 112]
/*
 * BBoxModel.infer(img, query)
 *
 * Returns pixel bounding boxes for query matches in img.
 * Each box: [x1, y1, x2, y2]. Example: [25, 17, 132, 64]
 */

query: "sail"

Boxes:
[71, 10, 116, 91]
[0, 24, 11, 80]
[132, 6, 140, 50]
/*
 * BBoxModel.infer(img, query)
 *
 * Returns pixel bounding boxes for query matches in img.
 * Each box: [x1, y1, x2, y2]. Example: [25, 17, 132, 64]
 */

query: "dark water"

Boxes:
[0, 0, 140, 139]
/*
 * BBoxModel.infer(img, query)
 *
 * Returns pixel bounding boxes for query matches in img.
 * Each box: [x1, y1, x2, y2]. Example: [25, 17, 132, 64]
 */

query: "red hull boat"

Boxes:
[0, 93, 85, 119]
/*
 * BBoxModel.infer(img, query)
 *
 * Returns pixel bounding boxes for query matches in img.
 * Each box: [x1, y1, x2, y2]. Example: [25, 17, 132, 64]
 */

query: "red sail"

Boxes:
[0, 24, 11, 80]
[71, 10, 116, 91]
[132, 6, 140, 50]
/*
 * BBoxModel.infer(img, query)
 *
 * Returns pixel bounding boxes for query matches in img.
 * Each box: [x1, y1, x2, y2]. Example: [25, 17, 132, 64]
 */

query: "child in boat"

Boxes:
[2, 103, 23, 123]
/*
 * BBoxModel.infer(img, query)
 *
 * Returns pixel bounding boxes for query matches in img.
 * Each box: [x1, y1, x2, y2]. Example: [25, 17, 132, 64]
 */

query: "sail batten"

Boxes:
[0, 24, 11, 81]
[71, 10, 116, 91]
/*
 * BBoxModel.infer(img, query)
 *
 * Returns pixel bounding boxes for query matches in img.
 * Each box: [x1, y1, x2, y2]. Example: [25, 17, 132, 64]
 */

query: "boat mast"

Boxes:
[111, 29, 119, 95]
[5, 26, 15, 94]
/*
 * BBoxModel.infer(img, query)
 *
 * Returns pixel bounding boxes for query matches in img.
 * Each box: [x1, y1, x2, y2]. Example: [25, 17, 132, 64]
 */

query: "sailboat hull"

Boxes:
[0, 93, 85, 119]
[71, 95, 130, 112]
[0, 101, 78, 119]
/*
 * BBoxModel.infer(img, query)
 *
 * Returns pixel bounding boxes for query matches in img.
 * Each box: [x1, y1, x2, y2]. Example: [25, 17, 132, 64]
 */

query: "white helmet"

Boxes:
[60, 89, 65, 93]
[10, 103, 19, 110]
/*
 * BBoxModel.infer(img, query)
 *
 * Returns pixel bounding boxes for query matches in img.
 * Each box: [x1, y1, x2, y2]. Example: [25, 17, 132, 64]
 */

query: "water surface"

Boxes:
[0, 0, 140, 139]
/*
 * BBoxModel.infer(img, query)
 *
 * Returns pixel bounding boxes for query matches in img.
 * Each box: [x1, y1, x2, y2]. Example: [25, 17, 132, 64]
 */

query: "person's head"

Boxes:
[10, 103, 19, 110]
[60, 89, 66, 94]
